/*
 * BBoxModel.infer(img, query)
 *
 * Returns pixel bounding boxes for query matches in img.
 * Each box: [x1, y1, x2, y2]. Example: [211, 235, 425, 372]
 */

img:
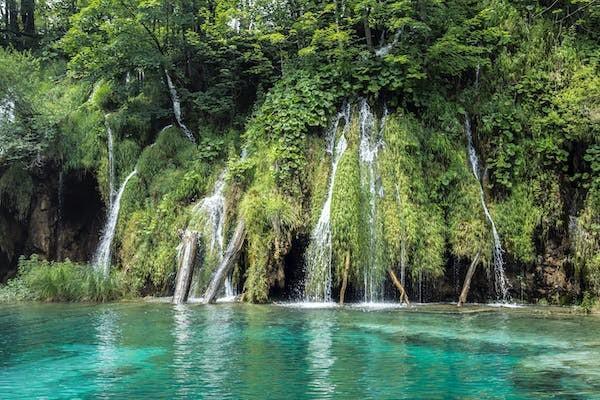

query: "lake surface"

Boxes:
[1, 302, 599, 399]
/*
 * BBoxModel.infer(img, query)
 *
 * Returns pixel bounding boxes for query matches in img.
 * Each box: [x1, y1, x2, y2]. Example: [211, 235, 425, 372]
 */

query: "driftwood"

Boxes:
[172, 231, 199, 304]
[457, 251, 481, 307]
[203, 220, 246, 304]
[339, 251, 350, 305]
[388, 268, 410, 305]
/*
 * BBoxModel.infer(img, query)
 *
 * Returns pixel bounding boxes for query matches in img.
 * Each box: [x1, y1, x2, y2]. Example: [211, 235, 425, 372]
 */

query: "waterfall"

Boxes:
[0, 97, 15, 123]
[304, 104, 350, 302]
[105, 117, 116, 206]
[164, 70, 195, 143]
[195, 172, 227, 255]
[93, 169, 137, 276]
[358, 99, 385, 303]
[175, 171, 229, 302]
[464, 116, 510, 301]
[224, 275, 236, 299]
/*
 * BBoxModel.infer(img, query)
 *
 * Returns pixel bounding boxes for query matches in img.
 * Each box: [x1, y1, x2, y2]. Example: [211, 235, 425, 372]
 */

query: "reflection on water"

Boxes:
[306, 312, 336, 398]
[95, 308, 120, 395]
[172, 305, 193, 398]
[1, 303, 600, 399]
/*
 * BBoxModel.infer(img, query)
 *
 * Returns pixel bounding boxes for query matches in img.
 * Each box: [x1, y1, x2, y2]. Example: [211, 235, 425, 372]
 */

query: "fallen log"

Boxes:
[457, 251, 481, 307]
[388, 268, 410, 305]
[172, 230, 199, 304]
[202, 220, 245, 304]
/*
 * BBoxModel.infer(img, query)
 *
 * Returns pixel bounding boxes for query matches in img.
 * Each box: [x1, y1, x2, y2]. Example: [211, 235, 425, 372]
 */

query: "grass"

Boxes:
[0, 255, 129, 302]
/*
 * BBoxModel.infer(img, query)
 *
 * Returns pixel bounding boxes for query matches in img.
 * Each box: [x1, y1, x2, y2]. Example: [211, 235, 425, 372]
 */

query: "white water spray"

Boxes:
[0, 97, 15, 123]
[164, 70, 195, 143]
[464, 116, 510, 301]
[304, 104, 351, 301]
[93, 169, 137, 276]
[195, 172, 227, 255]
[358, 99, 385, 303]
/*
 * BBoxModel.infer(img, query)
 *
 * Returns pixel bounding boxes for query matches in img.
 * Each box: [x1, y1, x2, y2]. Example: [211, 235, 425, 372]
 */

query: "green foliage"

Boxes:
[0, 0, 599, 305]
[494, 186, 541, 263]
[245, 69, 339, 195]
[379, 114, 450, 278]
[119, 193, 190, 294]
[7, 256, 129, 302]
[574, 184, 600, 296]
[580, 291, 596, 314]
[0, 276, 31, 302]
[0, 49, 58, 166]
[240, 174, 301, 303]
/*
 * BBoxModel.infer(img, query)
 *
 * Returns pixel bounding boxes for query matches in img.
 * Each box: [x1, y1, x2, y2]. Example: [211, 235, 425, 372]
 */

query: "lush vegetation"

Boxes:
[0, 256, 128, 302]
[0, 0, 598, 305]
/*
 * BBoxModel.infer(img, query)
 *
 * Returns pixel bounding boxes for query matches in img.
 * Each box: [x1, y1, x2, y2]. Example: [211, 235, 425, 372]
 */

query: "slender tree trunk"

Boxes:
[7, 0, 18, 33]
[457, 251, 481, 307]
[339, 250, 350, 305]
[203, 220, 245, 304]
[400, 239, 406, 287]
[388, 268, 410, 305]
[20, 0, 34, 35]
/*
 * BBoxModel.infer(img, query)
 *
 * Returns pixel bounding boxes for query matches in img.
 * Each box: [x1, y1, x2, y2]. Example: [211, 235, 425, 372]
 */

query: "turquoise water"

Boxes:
[1, 303, 599, 399]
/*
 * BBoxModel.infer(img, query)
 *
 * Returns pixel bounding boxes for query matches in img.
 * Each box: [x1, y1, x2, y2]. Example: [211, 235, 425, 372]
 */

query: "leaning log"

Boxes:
[202, 220, 246, 304]
[172, 230, 199, 304]
[339, 251, 350, 305]
[388, 268, 410, 305]
[457, 251, 481, 307]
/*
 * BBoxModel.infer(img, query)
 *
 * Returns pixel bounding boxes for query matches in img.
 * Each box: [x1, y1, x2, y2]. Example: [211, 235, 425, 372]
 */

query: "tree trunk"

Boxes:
[457, 251, 481, 307]
[339, 250, 350, 305]
[172, 230, 199, 304]
[388, 268, 410, 305]
[7, 0, 18, 33]
[400, 239, 406, 287]
[203, 220, 245, 304]
[363, 15, 373, 51]
[20, 0, 34, 35]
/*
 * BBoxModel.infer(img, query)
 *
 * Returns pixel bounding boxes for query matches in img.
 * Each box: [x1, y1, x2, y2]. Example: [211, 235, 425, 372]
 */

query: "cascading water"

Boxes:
[105, 117, 116, 206]
[93, 169, 137, 276]
[0, 97, 15, 123]
[164, 70, 195, 143]
[176, 171, 230, 302]
[304, 105, 350, 302]
[196, 172, 227, 255]
[358, 99, 386, 303]
[464, 116, 510, 301]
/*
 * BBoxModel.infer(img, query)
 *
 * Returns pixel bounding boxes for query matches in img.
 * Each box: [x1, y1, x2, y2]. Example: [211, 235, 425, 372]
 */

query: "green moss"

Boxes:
[574, 184, 600, 296]
[379, 114, 448, 280]
[331, 125, 363, 285]
[119, 195, 189, 294]
[240, 173, 301, 303]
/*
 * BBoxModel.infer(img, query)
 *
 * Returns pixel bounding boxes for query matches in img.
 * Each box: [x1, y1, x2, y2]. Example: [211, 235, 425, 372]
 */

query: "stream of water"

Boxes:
[464, 116, 510, 301]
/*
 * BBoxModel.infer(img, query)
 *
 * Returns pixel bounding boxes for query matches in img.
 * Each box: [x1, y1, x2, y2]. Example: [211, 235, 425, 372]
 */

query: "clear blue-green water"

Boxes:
[1, 303, 599, 399]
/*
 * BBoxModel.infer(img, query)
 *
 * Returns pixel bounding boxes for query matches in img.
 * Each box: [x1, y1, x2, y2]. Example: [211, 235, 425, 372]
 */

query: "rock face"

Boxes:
[27, 191, 55, 257]
[0, 166, 104, 282]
